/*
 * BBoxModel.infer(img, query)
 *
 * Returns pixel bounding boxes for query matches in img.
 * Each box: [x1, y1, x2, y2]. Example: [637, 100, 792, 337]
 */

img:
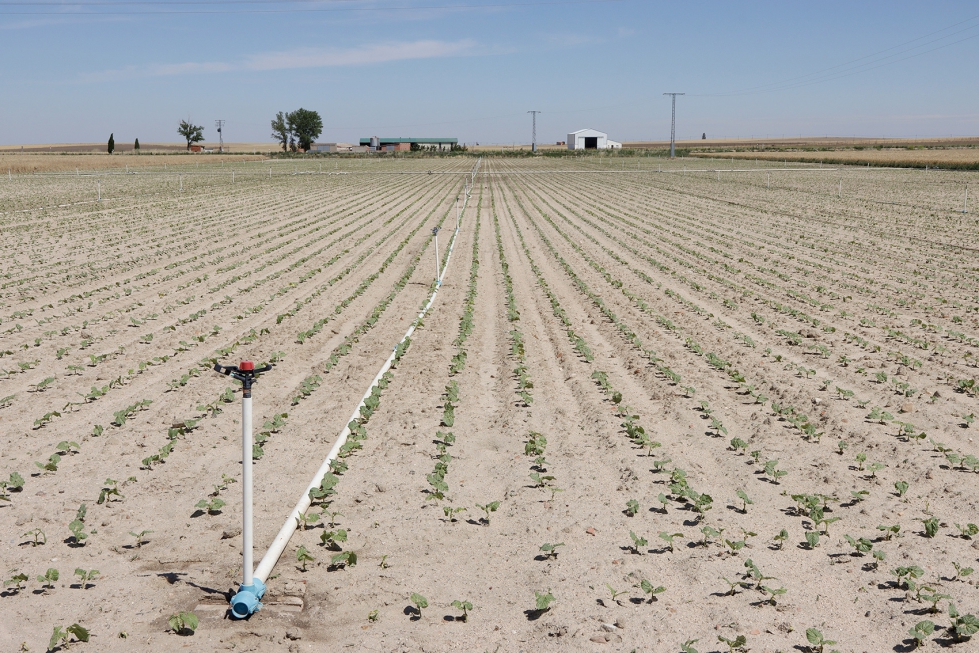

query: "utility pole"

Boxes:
[528, 111, 541, 153]
[663, 93, 684, 158]
[215, 119, 226, 153]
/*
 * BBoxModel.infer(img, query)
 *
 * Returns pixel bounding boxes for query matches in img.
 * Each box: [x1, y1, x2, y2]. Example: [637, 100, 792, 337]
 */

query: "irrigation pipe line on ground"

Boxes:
[241, 157, 481, 613]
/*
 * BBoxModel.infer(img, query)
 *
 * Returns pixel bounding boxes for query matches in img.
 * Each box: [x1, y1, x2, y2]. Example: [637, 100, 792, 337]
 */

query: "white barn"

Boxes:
[567, 128, 621, 150]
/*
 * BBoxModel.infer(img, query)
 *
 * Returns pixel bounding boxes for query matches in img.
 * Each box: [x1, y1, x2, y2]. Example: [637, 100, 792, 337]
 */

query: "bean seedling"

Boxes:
[773, 528, 789, 550]
[73, 568, 99, 589]
[49, 624, 90, 650]
[128, 530, 152, 548]
[476, 501, 500, 525]
[736, 489, 753, 513]
[637, 579, 665, 603]
[659, 531, 683, 553]
[23, 528, 45, 547]
[451, 599, 472, 621]
[330, 551, 357, 569]
[949, 603, 979, 641]
[167, 611, 199, 635]
[908, 620, 934, 647]
[410, 592, 428, 618]
[625, 499, 640, 516]
[534, 590, 555, 612]
[319, 529, 347, 550]
[296, 545, 314, 571]
[605, 584, 627, 605]
[953, 562, 974, 580]
[718, 634, 748, 653]
[37, 568, 59, 590]
[805, 627, 836, 653]
[628, 531, 648, 554]
[195, 497, 225, 515]
[539, 542, 564, 559]
[97, 478, 123, 504]
[3, 571, 28, 592]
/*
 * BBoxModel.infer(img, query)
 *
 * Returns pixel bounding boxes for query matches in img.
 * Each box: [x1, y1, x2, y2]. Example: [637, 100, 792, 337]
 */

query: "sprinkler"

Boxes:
[213, 360, 273, 618]
[432, 227, 441, 283]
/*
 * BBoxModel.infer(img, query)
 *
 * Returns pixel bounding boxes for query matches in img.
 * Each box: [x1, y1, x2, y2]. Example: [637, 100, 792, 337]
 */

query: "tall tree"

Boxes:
[134, 138, 140, 153]
[177, 120, 204, 151]
[287, 108, 323, 152]
[107, 133, 115, 154]
[270, 111, 289, 152]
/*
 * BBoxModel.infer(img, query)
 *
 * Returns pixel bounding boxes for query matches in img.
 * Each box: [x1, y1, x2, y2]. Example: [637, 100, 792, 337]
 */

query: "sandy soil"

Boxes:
[0, 157, 977, 653]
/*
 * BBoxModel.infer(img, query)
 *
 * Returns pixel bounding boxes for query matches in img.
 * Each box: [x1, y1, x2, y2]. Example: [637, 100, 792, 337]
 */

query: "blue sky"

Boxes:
[2, 0, 978, 145]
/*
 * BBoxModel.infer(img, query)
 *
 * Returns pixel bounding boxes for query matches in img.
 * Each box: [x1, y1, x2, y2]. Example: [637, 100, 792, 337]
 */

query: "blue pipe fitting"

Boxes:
[230, 578, 266, 619]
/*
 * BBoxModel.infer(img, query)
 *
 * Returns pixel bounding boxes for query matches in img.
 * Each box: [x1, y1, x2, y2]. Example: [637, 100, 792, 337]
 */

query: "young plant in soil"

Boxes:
[534, 590, 555, 612]
[330, 551, 357, 569]
[296, 545, 314, 571]
[805, 627, 836, 652]
[636, 579, 665, 603]
[3, 572, 29, 593]
[736, 489, 753, 513]
[49, 624, 90, 649]
[476, 501, 500, 525]
[168, 611, 198, 635]
[320, 529, 347, 550]
[624, 499, 640, 516]
[627, 531, 648, 554]
[73, 568, 99, 589]
[37, 568, 59, 591]
[195, 497, 225, 515]
[718, 634, 748, 653]
[451, 600, 472, 622]
[129, 530, 152, 548]
[773, 528, 789, 550]
[659, 531, 683, 553]
[539, 542, 564, 559]
[409, 593, 428, 618]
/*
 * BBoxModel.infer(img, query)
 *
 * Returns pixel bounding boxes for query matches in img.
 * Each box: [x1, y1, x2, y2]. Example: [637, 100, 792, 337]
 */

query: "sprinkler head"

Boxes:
[239, 360, 255, 371]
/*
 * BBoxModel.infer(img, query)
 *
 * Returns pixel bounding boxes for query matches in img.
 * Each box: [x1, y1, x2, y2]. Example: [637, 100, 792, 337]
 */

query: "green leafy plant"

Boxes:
[3, 571, 28, 592]
[539, 542, 564, 559]
[330, 551, 357, 569]
[68, 518, 88, 545]
[97, 478, 122, 504]
[319, 529, 347, 550]
[128, 530, 152, 548]
[954, 523, 978, 538]
[718, 634, 748, 653]
[410, 592, 428, 617]
[167, 611, 199, 635]
[953, 562, 974, 581]
[451, 599, 472, 622]
[659, 531, 683, 553]
[35, 453, 61, 473]
[921, 517, 940, 538]
[736, 489, 753, 513]
[773, 528, 789, 550]
[605, 583, 627, 605]
[23, 528, 46, 547]
[48, 623, 89, 651]
[476, 501, 500, 525]
[908, 620, 934, 648]
[37, 568, 59, 590]
[534, 590, 555, 612]
[843, 534, 873, 555]
[296, 545, 314, 571]
[949, 603, 979, 641]
[805, 627, 836, 653]
[805, 531, 820, 549]
[625, 499, 640, 516]
[442, 506, 466, 522]
[73, 568, 99, 589]
[681, 638, 700, 653]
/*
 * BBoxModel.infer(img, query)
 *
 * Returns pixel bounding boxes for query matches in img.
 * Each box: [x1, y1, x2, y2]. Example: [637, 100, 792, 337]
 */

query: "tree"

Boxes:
[270, 111, 289, 152]
[107, 133, 115, 154]
[702, 133, 706, 140]
[134, 138, 140, 153]
[177, 120, 204, 151]
[288, 108, 323, 152]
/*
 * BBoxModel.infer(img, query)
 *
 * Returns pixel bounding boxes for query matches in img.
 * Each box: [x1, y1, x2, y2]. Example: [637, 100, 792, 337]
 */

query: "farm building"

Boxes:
[311, 143, 368, 153]
[359, 137, 458, 151]
[567, 129, 621, 150]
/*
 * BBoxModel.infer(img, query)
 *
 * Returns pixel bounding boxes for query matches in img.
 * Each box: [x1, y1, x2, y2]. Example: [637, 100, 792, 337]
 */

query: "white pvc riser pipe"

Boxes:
[241, 395, 253, 588]
[250, 159, 481, 586]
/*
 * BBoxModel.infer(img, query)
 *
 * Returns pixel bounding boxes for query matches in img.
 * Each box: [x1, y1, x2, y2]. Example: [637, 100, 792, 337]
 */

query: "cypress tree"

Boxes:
[134, 138, 140, 153]
[107, 133, 115, 154]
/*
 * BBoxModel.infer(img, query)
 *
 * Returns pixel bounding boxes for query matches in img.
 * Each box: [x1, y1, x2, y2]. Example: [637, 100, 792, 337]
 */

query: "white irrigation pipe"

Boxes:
[249, 157, 480, 593]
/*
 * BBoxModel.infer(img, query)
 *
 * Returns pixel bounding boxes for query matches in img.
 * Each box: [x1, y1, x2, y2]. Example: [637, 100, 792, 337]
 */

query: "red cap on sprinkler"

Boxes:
[239, 360, 255, 371]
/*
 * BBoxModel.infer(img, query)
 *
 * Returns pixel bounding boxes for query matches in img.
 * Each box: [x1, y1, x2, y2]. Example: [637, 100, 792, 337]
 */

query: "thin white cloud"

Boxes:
[78, 39, 476, 83]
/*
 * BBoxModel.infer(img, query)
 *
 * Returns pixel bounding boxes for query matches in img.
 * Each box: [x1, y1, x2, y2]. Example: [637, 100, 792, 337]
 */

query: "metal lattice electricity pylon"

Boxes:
[215, 119, 226, 153]
[528, 111, 541, 152]
[662, 93, 684, 158]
